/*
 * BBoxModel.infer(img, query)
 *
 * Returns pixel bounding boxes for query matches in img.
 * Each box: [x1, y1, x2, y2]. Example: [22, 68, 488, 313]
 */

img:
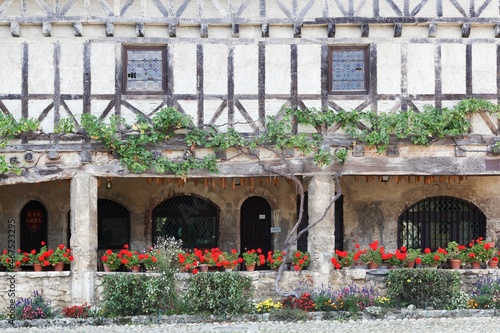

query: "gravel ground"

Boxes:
[1, 316, 499, 333]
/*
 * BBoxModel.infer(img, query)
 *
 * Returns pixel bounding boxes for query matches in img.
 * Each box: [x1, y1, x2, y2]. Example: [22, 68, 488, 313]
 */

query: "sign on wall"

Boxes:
[26, 210, 43, 232]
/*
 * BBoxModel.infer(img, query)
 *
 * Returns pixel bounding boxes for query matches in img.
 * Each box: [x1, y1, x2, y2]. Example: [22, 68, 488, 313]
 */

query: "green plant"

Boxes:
[360, 240, 384, 265]
[445, 291, 470, 310]
[330, 249, 354, 269]
[266, 250, 285, 269]
[54, 118, 74, 134]
[291, 250, 310, 271]
[469, 275, 500, 309]
[184, 272, 254, 315]
[385, 268, 461, 309]
[466, 237, 496, 263]
[446, 241, 466, 260]
[405, 248, 421, 262]
[242, 249, 265, 267]
[100, 249, 122, 270]
[101, 273, 175, 316]
[52, 244, 74, 264]
[15, 290, 52, 319]
[268, 308, 310, 321]
[420, 247, 447, 266]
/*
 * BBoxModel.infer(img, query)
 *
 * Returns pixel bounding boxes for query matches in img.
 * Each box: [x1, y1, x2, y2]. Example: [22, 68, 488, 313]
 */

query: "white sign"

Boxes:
[259, 214, 266, 219]
[270, 227, 281, 233]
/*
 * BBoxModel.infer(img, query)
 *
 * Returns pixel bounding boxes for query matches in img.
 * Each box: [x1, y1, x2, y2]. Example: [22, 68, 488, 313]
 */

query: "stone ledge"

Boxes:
[0, 271, 71, 277]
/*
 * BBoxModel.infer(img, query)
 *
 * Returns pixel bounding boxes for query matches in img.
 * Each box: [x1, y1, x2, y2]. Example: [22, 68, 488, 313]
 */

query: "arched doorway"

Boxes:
[398, 196, 486, 250]
[98, 199, 130, 250]
[20, 200, 48, 252]
[152, 195, 219, 249]
[241, 196, 272, 270]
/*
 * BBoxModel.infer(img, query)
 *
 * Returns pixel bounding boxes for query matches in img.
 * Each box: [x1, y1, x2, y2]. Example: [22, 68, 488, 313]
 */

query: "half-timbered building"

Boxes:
[0, 0, 499, 305]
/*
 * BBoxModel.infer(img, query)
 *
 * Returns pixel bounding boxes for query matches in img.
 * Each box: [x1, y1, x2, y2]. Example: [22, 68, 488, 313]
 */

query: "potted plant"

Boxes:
[101, 249, 121, 271]
[203, 248, 225, 269]
[421, 248, 447, 268]
[292, 250, 310, 271]
[267, 250, 285, 270]
[51, 244, 74, 271]
[177, 251, 199, 272]
[141, 248, 159, 272]
[331, 249, 354, 269]
[385, 248, 407, 268]
[361, 240, 384, 269]
[466, 237, 496, 268]
[33, 241, 54, 270]
[120, 248, 141, 272]
[242, 249, 264, 271]
[0, 249, 28, 271]
[221, 249, 242, 271]
[405, 247, 421, 268]
[446, 241, 466, 269]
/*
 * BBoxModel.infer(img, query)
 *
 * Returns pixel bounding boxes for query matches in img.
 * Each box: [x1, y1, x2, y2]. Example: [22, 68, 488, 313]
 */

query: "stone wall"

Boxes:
[3, 268, 500, 311]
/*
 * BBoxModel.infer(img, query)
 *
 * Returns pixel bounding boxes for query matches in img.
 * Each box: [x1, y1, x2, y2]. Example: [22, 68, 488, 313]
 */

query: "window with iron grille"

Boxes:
[152, 196, 219, 249]
[398, 196, 486, 251]
[123, 46, 167, 94]
[98, 199, 130, 250]
[329, 46, 369, 94]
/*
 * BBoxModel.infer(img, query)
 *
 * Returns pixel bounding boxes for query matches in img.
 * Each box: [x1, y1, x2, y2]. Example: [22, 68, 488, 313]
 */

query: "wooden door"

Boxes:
[20, 201, 48, 253]
[241, 196, 272, 270]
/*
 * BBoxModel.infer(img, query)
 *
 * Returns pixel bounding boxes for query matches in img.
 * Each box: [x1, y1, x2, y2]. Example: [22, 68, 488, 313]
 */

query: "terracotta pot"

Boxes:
[488, 260, 498, 269]
[406, 260, 415, 269]
[367, 262, 379, 269]
[103, 265, 113, 272]
[54, 262, 65, 271]
[12, 266, 21, 272]
[131, 265, 140, 273]
[33, 263, 43, 272]
[246, 264, 256, 271]
[448, 259, 462, 270]
[199, 264, 209, 272]
[471, 261, 482, 269]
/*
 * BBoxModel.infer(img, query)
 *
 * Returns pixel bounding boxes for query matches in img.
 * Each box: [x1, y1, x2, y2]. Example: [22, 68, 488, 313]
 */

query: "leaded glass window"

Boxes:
[123, 46, 166, 94]
[329, 46, 369, 94]
[398, 196, 486, 251]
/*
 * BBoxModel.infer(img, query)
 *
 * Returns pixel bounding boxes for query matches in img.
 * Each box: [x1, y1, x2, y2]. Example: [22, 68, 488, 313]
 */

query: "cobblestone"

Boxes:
[1, 316, 499, 333]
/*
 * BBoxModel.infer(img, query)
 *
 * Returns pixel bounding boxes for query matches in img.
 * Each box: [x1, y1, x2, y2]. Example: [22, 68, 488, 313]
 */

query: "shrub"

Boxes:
[385, 268, 461, 309]
[101, 274, 175, 317]
[268, 308, 310, 321]
[62, 303, 91, 318]
[184, 272, 253, 315]
[15, 290, 52, 319]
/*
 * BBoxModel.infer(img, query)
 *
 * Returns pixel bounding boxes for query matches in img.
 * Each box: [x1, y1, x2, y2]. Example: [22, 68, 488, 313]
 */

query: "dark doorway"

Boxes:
[21, 200, 48, 253]
[241, 196, 272, 270]
[98, 199, 130, 250]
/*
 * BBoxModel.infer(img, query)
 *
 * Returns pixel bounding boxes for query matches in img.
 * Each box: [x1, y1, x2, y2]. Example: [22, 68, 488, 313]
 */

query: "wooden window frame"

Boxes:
[328, 45, 370, 95]
[122, 45, 167, 95]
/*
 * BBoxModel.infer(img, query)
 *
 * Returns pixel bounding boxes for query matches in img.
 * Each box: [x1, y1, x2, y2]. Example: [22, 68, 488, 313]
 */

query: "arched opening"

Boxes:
[398, 196, 486, 250]
[152, 195, 219, 249]
[20, 200, 48, 253]
[241, 196, 272, 270]
[98, 199, 130, 250]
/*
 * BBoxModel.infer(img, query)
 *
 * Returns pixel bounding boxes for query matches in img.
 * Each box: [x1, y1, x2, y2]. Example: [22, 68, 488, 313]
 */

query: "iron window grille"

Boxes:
[98, 199, 130, 250]
[398, 196, 486, 251]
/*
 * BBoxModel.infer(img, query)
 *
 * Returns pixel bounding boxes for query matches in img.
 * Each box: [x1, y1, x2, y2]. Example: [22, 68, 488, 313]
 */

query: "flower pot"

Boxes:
[33, 263, 43, 272]
[367, 262, 379, 269]
[12, 266, 21, 272]
[199, 264, 209, 272]
[406, 260, 415, 269]
[54, 262, 65, 271]
[246, 264, 256, 271]
[131, 265, 140, 273]
[470, 261, 481, 269]
[488, 260, 498, 269]
[448, 259, 462, 270]
[103, 265, 113, 272]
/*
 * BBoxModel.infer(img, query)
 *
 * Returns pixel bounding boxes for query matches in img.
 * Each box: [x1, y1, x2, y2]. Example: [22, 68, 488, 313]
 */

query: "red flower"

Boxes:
[68, 256, 74, 261]
[293, 264, 300, 271]
[123, 244, 129, 249]
[484, 243, 492, 250]
[31, 250, 36, 255]
[106, 249, 112, 255]
[424, 248, 431, 254]
[192, 268, 198, 275]
[256, 248, 262, 254]
[152, 256, 157, 263]
[43, 260, 50, 266]
[2, 250, 6, 255]
[101, 255, 108, 262]
[295, 252, 301, 258]
[355, 244, 360, 249]
[15, 261, 21, 267]
[433, 255, 440, 261]
[58, 244, 65, 250]
[415, 257, 422, 264]
[231, 249, 237, 254]
[400, 246, 407, 252]
[41, 241, 45, 246]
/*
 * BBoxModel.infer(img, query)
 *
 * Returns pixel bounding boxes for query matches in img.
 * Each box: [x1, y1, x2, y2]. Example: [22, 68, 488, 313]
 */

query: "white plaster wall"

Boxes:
[407, 43, 434, 95]
[28, 43, 54, 94]
[90, 43, 116, 94]
[298, 44, 321, 94]
[204, 44, 228, 95]
[234, 45, 258, 95]
[377, 43, 401, 95]
[0, 42, 21, 94]
[441, 44, 466, 94]
[472, 43, 496, 94]
[60, 42, 84, 94]
[173, 43, 197, 94]
[266, 45, 291, 94]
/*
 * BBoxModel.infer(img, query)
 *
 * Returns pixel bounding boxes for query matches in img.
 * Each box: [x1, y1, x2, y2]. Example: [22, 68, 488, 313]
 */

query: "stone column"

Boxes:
[307, 175, 335, 287]
[70, 172, 98, 304]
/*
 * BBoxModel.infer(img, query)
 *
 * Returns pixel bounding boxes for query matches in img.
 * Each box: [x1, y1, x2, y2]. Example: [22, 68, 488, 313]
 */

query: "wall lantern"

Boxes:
[381, 175, 390, 182]
[106, 177, 113, 189]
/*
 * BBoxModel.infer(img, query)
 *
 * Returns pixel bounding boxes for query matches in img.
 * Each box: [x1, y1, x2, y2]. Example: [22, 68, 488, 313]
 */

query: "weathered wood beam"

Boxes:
[105, 22, 114, 37]
[73, 22, 82, 37]
[42, 22, 51, 37]
[10, 22, 20, 37]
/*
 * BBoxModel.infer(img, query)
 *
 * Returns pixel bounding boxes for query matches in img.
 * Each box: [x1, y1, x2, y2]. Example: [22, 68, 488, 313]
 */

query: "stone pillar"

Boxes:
[307, 175, 335, 287]
[70, 172, 98, 304]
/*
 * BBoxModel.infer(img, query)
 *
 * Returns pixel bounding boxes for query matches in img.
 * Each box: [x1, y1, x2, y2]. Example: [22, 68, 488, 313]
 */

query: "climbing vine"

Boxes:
[0, 99, 498, 176]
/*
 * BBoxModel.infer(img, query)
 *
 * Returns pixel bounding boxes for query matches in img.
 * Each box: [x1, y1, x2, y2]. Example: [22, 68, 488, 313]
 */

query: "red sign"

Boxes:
[26, 210, 43, 232]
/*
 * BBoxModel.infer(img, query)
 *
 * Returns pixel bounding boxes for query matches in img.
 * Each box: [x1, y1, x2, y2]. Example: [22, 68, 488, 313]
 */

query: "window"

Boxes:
[329, 46, 369, 94]
[153, 196, 219, 249]
[123, 46, 166, 94]
[398, 196, 486, 251]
